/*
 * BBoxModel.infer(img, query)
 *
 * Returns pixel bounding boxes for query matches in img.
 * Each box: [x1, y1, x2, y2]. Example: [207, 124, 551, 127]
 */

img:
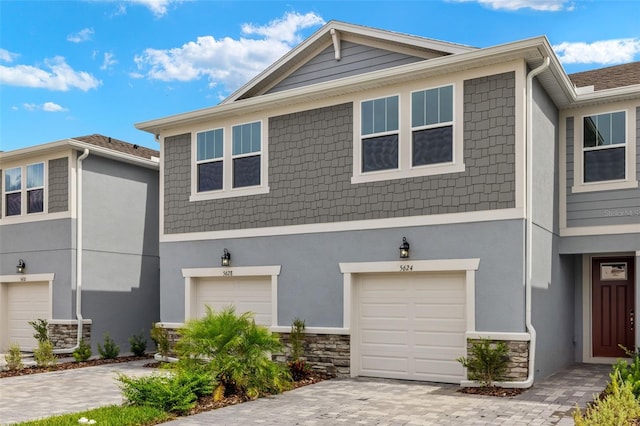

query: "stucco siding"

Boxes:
[267, 41, 425, 94]
[159, 220, 525, 333]
[48, 157, 69, 213]
[163, 71, 516, 235]
[565, 107, 640, 228]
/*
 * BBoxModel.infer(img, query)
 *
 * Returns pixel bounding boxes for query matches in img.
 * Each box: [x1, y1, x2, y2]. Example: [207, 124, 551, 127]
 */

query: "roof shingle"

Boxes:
[72, 134, 158, 160]
[568, 61, 640, 91]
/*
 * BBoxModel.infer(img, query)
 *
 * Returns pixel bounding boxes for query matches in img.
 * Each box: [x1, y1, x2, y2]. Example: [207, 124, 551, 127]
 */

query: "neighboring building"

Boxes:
[135, 21, 640, 385]
[0, 135, 160, 354]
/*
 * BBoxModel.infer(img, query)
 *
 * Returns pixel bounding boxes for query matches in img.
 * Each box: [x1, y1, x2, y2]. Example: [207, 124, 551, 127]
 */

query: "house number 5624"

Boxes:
[400, 265, 413, 272]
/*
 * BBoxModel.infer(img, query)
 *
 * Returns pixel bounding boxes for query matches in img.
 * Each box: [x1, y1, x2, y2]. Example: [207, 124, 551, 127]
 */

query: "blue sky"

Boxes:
[1, 0, 639, 151]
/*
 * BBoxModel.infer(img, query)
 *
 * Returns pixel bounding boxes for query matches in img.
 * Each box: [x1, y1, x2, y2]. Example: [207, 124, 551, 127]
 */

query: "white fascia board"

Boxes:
[567, 84, 640, 108]
[0, 140, 71, 161]
[136, 37, 559, 135]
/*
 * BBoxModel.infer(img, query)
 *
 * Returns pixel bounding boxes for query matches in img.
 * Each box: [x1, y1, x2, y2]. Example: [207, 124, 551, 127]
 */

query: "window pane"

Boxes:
[597, 114, 611, 145]
[611, 111, 625, 145]
[27, 189, 44, 213]
[197, 129, 223, 161]
[233, 123, 260, 155]
[426, 88, 439, 125]
[232, 125, 242, 155]
[412, 91, 425, 127]
[251, 122, 261, 152]
[27, 163, 44, 188]
[6, 193, 20, 216]
[233, 155, 261, 188]
[361, 100, 373, 135]
[5, 167, 21, 192]
[440, 86, 453, 123]
[198, 161, 223, 192]
[373, 98, 387, 134]
[583, 116, 598, 148]
[386, 96, 399, 131]
[584, 147, 625, 182]
[412, 126, 453, 166]
[362, 135, 399, 172]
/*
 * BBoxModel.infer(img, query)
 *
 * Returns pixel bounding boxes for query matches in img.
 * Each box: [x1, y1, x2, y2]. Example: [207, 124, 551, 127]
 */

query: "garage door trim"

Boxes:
[182, 266, 281, 327]
[339, 259, 479, 382]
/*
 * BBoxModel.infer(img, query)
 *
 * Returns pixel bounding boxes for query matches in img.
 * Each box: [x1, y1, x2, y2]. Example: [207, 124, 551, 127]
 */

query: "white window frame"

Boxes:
[352, 82, 464, 184]
[195, 127, 224, 194]
[572, 106, 638, 193]
[359, 94, 401, 174]
[190, 119, 269, 202]
[3, 161, 46, 218]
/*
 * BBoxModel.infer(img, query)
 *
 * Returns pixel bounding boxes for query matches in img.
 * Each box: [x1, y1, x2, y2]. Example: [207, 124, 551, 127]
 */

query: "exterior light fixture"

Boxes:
[221, 249, 231, 267]
[399, 237, 410, 259]
[17, 259, 26, 274]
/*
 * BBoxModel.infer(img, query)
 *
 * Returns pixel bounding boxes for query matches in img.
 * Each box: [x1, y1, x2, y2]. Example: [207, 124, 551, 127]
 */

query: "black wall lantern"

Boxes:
[221, 249, 231, 267]
[399, 237, 410, 259]
[17, 259, 26, 274]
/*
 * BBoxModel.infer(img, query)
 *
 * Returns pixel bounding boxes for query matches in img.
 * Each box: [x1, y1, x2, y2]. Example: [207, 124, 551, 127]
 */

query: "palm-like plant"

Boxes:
[177, 306, 291, 400]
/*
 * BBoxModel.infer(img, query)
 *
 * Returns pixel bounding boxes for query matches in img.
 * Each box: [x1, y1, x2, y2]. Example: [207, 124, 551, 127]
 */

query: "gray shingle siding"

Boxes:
[48, 157, 69, 213]
[163, 71, 516, 234]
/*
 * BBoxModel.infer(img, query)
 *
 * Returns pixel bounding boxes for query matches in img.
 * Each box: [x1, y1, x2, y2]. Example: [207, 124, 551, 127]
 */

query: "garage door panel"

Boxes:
[356, 272, 467, 383]
[6, 282, 50, 350]
[194, 277, 271, 326]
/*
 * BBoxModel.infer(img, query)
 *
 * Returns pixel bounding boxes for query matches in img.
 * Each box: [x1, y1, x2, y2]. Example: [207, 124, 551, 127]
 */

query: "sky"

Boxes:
[1, 0, 640, 152]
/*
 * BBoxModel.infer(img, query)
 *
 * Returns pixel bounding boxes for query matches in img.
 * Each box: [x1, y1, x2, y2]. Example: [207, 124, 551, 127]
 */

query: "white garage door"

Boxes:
[6, 282, 50, 351]
[193, 276, 272, 326]
[356, 271, 467, 383]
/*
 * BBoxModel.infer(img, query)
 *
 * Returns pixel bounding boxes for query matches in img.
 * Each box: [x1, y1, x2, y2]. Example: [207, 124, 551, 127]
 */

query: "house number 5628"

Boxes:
[400, 265, 413, 272]
[223, 270, 233, 277]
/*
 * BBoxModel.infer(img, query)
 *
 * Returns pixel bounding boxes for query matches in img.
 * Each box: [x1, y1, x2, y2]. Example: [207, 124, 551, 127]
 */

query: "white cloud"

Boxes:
[67, 28, 95, 43]
[0, 48, 19, 63]
[0, 56, 102, 91]
[134, 12, 325, 93]
[101, 52, 118, 70]
[128, 0, 180, 17]
[451, 0, 572, 11]
[553, 38, 640, 64]
[21, 102, 68, 112]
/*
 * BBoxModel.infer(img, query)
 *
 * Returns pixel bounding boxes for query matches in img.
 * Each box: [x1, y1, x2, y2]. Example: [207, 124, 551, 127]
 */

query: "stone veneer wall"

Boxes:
[275, 333, 350, 378]
[466, 339, 529, 381]
[48, 322, 91, 350]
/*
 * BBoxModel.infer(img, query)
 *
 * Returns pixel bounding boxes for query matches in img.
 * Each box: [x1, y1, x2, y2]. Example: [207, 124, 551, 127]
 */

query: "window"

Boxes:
[360, 96, 399, 172]
[232, 121, 261, 188]
[411, 85, 453, 166]
[197, 128, 224, 192]
[4, 162, 45, 217]
[583, 112, 626, 183]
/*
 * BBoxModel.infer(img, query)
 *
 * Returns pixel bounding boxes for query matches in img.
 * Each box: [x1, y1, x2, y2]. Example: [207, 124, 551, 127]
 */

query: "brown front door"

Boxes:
[592, 257, 635, 358]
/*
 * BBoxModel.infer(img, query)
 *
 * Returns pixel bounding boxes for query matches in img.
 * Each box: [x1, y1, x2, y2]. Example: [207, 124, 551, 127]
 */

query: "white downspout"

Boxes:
[54, 148, 89, 354]
[504, 57, 550, 388]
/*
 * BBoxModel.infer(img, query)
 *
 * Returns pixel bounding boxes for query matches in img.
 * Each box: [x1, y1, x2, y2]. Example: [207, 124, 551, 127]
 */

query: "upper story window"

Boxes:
[352, 83, 463, 184]
[411, 85, 453, 167]
[191, 120, 268, 201]
[361, 95, 399, 172]
[583, 111, 626, 183]
[4, 162, 45, 217]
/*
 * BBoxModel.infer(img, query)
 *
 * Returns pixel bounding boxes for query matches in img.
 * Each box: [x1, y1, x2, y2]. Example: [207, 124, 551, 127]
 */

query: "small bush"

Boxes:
[129, 332, 148, 356]
[73, 338, 92, 362]
[150, 325, 170, 358]
[287, 318, 311, 381]
[118, 368, 212, 414]
[97, 332, 120, 359]
[33, 340, 56, 368]
[28, 319, 49, 343]
[611, 345, 640, 398]
[457, 338, 509, 386]
[573, 372, 640, 425]
[6, 343, 24, 371]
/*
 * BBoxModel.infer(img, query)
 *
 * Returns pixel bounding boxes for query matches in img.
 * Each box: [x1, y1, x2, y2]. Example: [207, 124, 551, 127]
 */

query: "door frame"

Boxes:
[582, 253, 638, 363]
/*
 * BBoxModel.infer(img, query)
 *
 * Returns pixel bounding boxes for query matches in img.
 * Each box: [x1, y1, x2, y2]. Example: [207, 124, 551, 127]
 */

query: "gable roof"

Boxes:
[222, 20, 477, 103]
[72, 134, 159, 160]
[569, 61, 640, 91]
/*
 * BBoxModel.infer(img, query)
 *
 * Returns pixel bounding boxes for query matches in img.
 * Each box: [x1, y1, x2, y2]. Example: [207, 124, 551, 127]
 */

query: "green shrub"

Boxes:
[287, 318, 311, 381]
[574, 372, 640, 425]
[73, 338, 92, 362]
[33, 340, 56, 368]
[611, 346, 640, 398]
[457, 338, 509, 386]
[97, 332, 120, 359]
[129, 332, 148, 356]
[6, 343, 24, 371]
[16, 404, 170, 425]
[118, 368, 211, 414]
[28, 319, 49, 343]
[177, 306, 291, 400]
[150, 325, 170, 358]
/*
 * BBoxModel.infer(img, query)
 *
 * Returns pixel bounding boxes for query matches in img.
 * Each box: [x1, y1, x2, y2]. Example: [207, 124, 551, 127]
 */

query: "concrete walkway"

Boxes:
[0, 362, 610, 425]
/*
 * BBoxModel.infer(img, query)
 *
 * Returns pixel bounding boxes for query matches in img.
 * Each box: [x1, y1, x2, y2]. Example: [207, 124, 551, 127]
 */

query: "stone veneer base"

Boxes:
[48, 320, 92, 350]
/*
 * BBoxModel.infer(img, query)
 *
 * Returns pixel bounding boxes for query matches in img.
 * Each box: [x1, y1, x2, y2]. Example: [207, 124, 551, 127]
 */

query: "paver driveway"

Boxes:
[0, 362, 610, 425]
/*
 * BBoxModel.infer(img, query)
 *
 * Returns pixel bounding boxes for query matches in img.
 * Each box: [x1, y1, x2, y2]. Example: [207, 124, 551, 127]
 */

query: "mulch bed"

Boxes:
[0, 355, 151, 378]
[457, 386, 524, 397]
